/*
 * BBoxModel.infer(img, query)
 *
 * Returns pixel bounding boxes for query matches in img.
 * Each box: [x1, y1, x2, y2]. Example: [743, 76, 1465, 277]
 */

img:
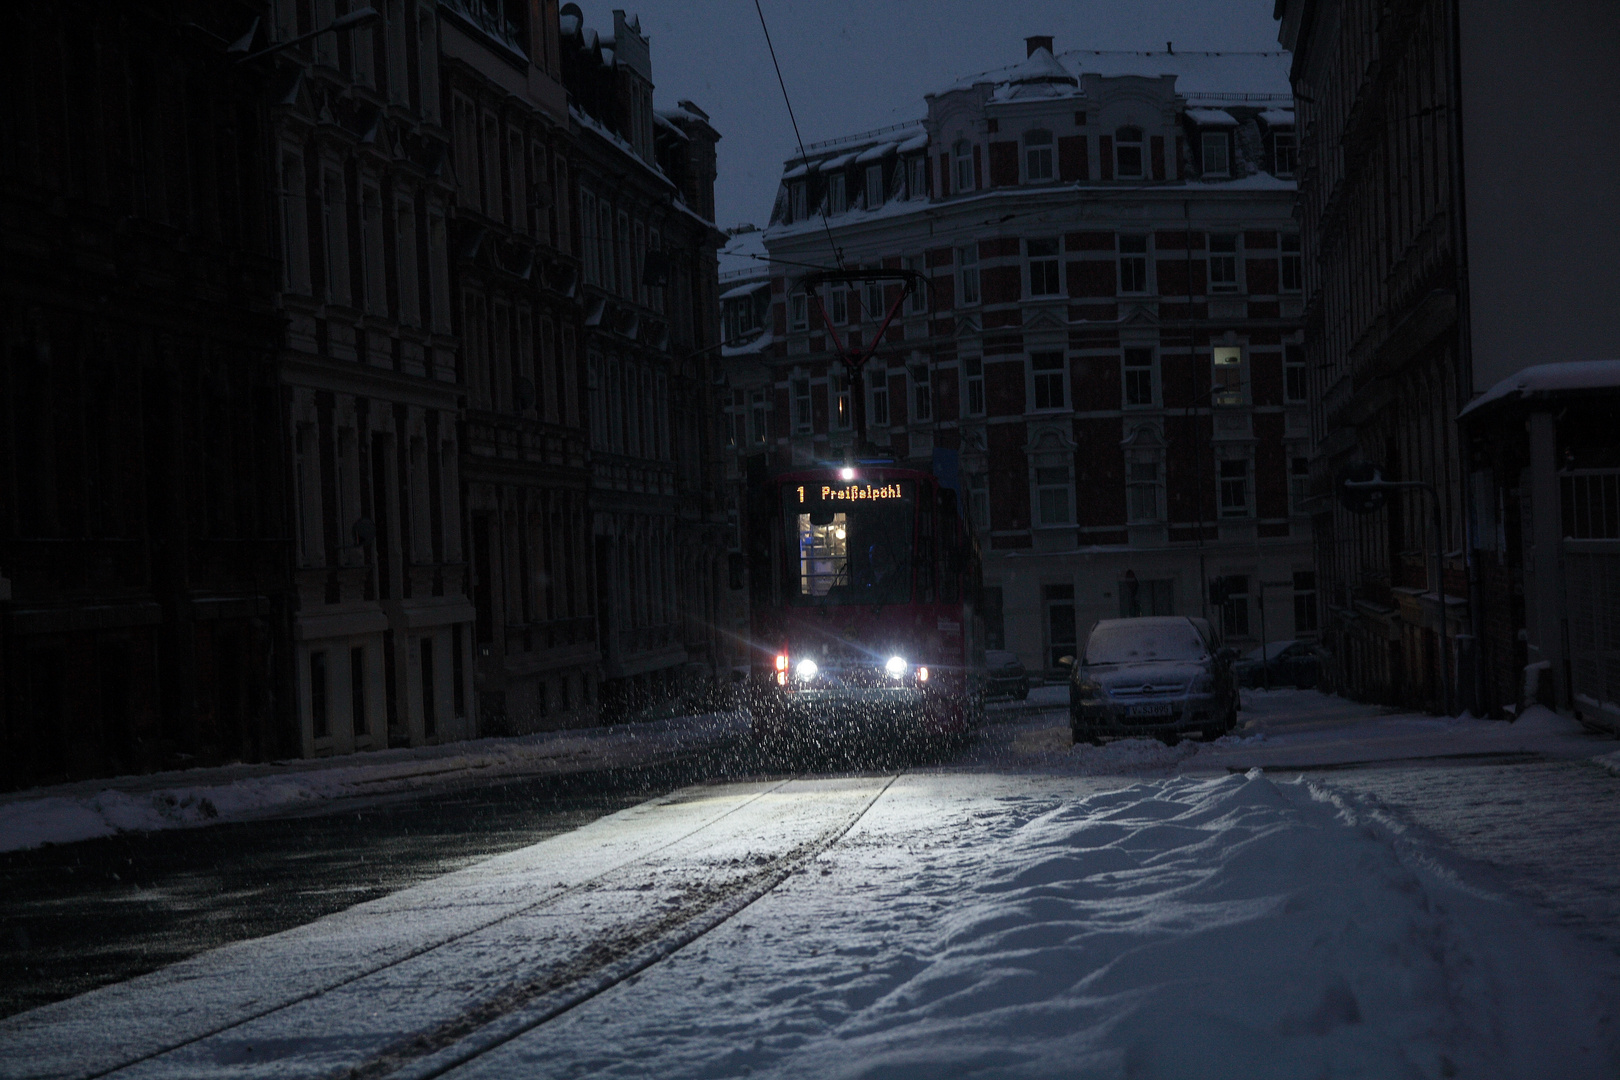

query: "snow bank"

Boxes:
[0, 712, 748, 854]
[1596, 751, 1620, 778]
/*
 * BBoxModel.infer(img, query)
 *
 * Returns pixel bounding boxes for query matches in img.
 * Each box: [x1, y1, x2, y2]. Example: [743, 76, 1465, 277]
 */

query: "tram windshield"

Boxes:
[785, 480, 916, 605]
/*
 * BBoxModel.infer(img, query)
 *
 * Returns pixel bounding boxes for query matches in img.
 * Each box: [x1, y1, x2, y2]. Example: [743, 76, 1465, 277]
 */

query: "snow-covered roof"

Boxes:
[1186, 108, 1239, 126]
[937, 49, 1292, 103]
[1459, 360, 1620, 418]
[897, 131, 929, 153]
[1009, 47, 1078, 86]
[719, 279, 770, 302]
[819, 151, 857, 171]
[855, 142, 897, 164]
[718, 228, 768, 278]
[781, 160, 817, 180]
[1259, 108, 1296, 126]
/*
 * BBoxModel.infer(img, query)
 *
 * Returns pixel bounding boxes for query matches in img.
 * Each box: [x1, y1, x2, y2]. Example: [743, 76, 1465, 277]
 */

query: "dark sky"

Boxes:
[601, 1, 1285, 229]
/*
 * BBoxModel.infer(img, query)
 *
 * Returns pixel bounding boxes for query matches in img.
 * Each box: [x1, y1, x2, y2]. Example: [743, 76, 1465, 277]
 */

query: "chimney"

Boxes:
[1025, 35, 1053, 57]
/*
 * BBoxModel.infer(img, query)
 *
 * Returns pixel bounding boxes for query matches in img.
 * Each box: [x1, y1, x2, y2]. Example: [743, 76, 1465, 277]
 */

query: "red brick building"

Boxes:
[743, 40, 1311, 673]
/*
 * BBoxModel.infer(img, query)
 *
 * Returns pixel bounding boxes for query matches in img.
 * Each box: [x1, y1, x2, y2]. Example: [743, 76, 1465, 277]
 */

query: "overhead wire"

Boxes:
[751, 0, 845, 271]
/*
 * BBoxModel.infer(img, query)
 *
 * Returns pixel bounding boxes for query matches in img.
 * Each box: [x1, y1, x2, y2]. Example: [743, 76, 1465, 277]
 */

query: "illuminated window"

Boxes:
[1212, 346, 1244, 406]
[796, 512, 849, 596]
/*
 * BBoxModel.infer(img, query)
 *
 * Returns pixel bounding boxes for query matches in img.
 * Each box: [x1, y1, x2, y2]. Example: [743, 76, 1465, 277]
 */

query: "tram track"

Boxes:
[53, 773, 898, 1080]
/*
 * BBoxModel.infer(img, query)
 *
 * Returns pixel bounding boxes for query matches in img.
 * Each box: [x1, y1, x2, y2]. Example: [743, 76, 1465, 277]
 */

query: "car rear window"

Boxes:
[1084, 621, 1207, 665]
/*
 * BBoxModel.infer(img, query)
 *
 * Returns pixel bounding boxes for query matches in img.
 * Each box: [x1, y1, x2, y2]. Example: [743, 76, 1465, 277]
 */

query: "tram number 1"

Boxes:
[797, 486, 805, 504]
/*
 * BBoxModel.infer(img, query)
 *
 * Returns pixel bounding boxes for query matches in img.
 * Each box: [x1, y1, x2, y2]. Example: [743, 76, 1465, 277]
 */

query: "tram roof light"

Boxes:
[840, 467, 856, 481]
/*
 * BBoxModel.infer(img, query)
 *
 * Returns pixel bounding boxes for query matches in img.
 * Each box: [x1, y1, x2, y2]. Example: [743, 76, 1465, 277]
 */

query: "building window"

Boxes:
[1219, 575, 1251, 637]
[957, 244, 980, 305]
[1036, 466, 1072, 525]
[1289, 455, 1311, 513]
[864, 279, 884, 323]
[1025, 128, 1053, 181]
[968, 473, 990, 534]
[1273, 130, 1297, 177]
[350, 646, 367, 737]
[963, 356, 985, 416]
[1121, 577, 1174, 618]
[832, 373, 850, 429]
[792, 377, 812, 433]
[394, 198, 419, 326]
[1128, 460, 1161, 522]
[865, 164, 884, 208]
[790, 292, 808, 331]
[869, 376, 890, 427]
[911, 363, 932, 422]
[1031, 351, 1067, 410]
[790, 181, 807, 222]
[1219, 459, 1249, 516]
[1027, 238, 1060, 297]
[953, 139, 974, 193]
[1293, 570, 1318, 632]
[1115, 126, 1144, 178]
[1119, 234, 1149, 293]
[1202, 131, 1230, 177]
[1281, 234, 1303, 292]
[1209, 234, 1239, 292]
[280, 153, 310, 294]
[750, 389, 770, 445]
[909, 156, 927, 198]
[1044, 584, 1077, 668]
[321, 167, 349, 305]
[1123, 348, 1155, 406]
[1212, 346, 1244, 405]
[828, 173, 847, 215]
[309, 650, 329, 739]
[1285, 344, 1307, 401]
[905, 256, 927, 314]
[830, 286, 848, 325]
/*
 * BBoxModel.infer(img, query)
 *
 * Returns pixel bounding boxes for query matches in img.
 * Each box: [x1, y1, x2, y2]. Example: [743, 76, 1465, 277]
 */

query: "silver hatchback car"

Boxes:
[1066, 616, 1239, 744]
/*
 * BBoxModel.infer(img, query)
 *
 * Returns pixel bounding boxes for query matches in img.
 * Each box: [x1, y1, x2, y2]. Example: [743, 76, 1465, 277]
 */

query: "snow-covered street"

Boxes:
[4, 690, 1619, 1079]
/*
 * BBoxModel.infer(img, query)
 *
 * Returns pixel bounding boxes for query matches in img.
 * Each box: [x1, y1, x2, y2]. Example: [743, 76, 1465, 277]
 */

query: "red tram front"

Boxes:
[745, 460, 986, 748]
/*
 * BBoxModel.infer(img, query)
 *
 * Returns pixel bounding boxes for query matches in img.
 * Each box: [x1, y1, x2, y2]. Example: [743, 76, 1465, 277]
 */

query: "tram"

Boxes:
[743, 456, 987, 750]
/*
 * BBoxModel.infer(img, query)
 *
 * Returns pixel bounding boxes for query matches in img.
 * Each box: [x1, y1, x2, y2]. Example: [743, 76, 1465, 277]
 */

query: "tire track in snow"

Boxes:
[68, 777, 797, 1080]
[358, 773, 902, 1080]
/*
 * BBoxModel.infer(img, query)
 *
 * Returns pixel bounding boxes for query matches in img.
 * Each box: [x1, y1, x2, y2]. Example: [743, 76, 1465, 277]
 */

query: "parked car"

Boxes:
[1065, 616, 1239, 744]
[983, 649, 1029, 700]
[1232, 640, 1322, 689]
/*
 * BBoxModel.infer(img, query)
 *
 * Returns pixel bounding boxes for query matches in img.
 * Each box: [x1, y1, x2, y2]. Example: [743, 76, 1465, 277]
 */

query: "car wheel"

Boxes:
[1070, 721, 1100, 747]
[1158, 730, 1181, 746]
[1015, 682, 1029, 701]
[1201, 722, 1226, 742]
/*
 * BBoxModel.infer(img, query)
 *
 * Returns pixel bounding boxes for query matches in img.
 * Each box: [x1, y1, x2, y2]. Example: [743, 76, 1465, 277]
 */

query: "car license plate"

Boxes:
[1126, 704, 1174, 718]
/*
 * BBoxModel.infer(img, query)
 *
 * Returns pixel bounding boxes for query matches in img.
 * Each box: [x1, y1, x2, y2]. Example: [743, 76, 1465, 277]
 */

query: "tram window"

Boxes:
[785, 481, 915, 605]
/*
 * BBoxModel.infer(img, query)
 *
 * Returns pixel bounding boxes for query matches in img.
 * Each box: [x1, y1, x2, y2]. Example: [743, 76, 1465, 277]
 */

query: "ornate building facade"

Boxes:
[749, 40, 1311, 675]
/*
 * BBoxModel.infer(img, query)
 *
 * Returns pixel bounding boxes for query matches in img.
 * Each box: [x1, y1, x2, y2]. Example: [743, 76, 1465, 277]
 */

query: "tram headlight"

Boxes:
[795, 658, 819, 681]
[885, 655, 907, 678]
[917, 666, 929, 683]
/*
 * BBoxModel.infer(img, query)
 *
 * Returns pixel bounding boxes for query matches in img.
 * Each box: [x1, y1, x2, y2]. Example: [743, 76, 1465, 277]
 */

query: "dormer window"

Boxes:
[953, 140, 974, 193]
[865, 164, 884, 208]
[790, 182, 807, 223]
[828, 173, 847, 214]
[909, 157, 927, 198]
[1202, 132, 1230, 177]
[1273, 131, 1297, 177]
[1115, 127, 1144, 179]
[1024, 129, 1053, 182]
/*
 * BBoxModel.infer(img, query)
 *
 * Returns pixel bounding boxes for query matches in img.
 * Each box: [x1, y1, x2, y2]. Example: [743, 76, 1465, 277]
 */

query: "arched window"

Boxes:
[953, 139, 974, 193]
[1024, 129, 1053, 181]
[1115, 126, 1144, 179]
